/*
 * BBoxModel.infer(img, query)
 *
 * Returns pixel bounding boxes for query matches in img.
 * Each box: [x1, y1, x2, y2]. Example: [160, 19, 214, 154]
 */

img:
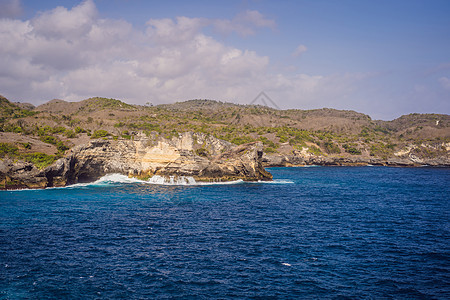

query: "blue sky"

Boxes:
[1, 0, 449, 119]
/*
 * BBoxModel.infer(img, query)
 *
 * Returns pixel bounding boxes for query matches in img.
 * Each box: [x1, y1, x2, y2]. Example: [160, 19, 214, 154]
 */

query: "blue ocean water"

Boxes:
[0, 167, 449, 299]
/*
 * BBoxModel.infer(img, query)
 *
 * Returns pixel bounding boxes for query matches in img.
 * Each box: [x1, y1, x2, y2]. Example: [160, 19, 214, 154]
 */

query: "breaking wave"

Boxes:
[262, 179, 295, 184]
[67, 173, 146, 188]
[67, 174, 245, 187]
[5, 174, 294, 191]
[67, 174, 293, 187]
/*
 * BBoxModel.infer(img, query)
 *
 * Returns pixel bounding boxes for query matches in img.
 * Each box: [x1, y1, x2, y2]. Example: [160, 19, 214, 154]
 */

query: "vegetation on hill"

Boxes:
[0, 96, 448, 165]
[0, 142, 57, 169]
[0, 95, 36, 120]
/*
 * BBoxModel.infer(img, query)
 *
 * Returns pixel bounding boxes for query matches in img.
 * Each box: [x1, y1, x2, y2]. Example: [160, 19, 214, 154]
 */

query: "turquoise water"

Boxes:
[1, 167, 449, 299]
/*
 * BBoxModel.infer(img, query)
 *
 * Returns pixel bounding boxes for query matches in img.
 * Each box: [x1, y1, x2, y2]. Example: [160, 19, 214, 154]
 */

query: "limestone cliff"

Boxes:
[262, 141, 450, 167]
[0, 132, 272, 190]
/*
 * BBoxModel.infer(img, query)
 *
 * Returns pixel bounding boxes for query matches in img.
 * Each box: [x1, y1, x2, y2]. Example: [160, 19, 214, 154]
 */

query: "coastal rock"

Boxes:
[0, 159, 48, 189]
[261, 140, 449, 167]
[199, 142, 272, 181]
[0, 132, 271, 189]
[262, 152, 449, 167]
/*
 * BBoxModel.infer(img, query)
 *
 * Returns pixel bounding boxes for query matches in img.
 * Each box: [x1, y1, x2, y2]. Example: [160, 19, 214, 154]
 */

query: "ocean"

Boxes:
[1, 166, 449, 299]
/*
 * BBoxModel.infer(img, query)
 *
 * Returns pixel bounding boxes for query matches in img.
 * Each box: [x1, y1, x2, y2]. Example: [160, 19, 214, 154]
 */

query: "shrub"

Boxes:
[370, 142, 395, 157]
[52, 126, 66, 134]
[264, 147, 277, 153]
[343, 143, 362, 155]
[308, 145, 323, 156]
[25, 153, 57, 169]
[230, 136, 255, 145]
[278, 135, 289, 143]
[259, 136, 278, 149]
[21, 142, 31, 150]
[41, 135, 58, 145]
[121, 130, 131, 140]
[323, 141, 341, 154]
[0, 142, 19, 157]
[347, 147, 361, 155]
[359, 127, 370, 138]
[56, 142, 69, 153]
[37, 126, 52, 136]
[74, 126, 86, 133]
[64, 130, 76, 138]
[91, 130, 110, 139]
[13, 126, 23, 133]
[195, 148, 209, 157]
[68, 119, 81, 127]
[164, 129, 179, 139]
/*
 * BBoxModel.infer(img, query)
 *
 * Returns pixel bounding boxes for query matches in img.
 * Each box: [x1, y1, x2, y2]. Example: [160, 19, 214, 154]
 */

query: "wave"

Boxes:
[245, 179, 294, 184]
[3, 174, 294, 191]
[82, 174, 294, 186]
[145, 175, 245, 186]
[69, 174, 245, 187]
[147, 175, 198, 185]
[64, 173, 147, 188]
[290, 165, 320, 168]
[265, 179, 295, 184]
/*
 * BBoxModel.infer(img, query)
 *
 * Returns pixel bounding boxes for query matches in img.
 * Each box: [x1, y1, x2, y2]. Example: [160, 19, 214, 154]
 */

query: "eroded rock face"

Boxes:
[262, 147, 450, 167]
[261, 141, 449, 167]
[0, 159, 48, 189]
[0, 132, 272, 189]
[198, 142, 272, 181]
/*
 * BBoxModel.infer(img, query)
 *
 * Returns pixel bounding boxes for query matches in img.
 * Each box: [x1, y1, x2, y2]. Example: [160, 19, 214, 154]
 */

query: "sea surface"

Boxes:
[0, 167, 449, 299]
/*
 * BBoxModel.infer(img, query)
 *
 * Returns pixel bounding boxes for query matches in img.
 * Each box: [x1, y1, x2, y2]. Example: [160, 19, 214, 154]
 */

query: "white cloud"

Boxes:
[292, 44, 307, 57]
[146, 16, 207, 45]
[0, 0, 22, 18]
[31, 0, 97, 39]
[213, 10, 276, 37]
[0, 0, 367, 115]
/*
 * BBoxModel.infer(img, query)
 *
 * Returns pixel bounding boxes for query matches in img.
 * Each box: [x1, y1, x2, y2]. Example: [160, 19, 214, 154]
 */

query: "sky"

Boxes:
[0, 0, 449, 120]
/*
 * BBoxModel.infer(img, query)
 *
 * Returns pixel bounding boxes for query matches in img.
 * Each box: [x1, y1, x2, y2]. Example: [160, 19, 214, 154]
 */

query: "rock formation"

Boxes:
[262, 141, 450, 167]
[0, 132, 272, 190]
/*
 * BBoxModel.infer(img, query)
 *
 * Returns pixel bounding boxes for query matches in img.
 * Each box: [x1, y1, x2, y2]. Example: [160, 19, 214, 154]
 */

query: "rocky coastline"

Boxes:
[1, 97, 449, 190]
[2, 133, 448, 190]
[2, 136, 449, 190]
[262, 149, 450, 168]
[0, 132, 272, 190]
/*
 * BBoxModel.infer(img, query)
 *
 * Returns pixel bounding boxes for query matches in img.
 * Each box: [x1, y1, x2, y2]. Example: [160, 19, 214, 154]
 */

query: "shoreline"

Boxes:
[2, 164, 449, 191]
[262, 153, 450, 168]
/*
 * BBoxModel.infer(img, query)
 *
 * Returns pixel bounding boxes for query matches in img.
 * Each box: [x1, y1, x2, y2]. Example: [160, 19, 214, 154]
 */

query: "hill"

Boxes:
[0, 95, 36, 120]
[0, 96, 449, 169]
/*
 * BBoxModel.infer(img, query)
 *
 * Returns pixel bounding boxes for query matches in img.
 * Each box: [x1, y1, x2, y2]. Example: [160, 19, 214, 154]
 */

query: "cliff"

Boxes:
[0, 132, 272, 190]
[262, 141, 450, 167]
[0, 96, 448, 186]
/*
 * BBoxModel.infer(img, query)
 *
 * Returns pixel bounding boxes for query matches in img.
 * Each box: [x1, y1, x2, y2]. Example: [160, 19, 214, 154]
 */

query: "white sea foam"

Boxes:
[196, 179, 244, 186]
[146, 175, 244, 186]
[65, 174, 146, 188]
[289, 165, 320, 168]
[96, 173, 145, 184]
[248, 179, 294, 184]
[74, 173, 244, 186]
[263, 179, 294, 184]
[147, 175, 196, 185]
[3, 173, 293, 191]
